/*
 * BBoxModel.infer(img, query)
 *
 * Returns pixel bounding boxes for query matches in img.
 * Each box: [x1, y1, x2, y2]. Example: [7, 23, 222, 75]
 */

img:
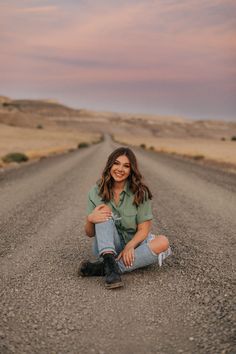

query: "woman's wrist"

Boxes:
[87, 214, 94, 223]
[128, 233, 148, 248]
[126, 240, 136, 248]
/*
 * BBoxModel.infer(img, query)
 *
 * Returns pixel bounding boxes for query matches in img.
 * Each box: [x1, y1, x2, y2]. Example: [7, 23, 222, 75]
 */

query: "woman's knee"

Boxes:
[149, 235, 169, 254]
[95, 218, 114, 231]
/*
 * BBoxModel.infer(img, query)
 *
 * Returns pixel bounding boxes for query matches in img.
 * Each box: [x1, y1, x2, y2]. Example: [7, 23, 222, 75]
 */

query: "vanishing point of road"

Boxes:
[0, 137, 235, 354]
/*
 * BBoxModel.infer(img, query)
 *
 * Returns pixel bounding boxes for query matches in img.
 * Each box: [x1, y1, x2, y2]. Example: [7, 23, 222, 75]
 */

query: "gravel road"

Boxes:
[0, 137, 235, 354]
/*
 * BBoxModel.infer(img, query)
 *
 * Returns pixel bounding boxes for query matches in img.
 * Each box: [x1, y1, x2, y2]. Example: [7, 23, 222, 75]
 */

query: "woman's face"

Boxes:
[110, 155, 131, 184]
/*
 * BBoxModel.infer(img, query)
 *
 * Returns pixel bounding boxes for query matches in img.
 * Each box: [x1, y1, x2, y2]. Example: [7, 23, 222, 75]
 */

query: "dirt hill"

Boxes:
[0, 95, 235, 140]
[0, 97, 81, 117]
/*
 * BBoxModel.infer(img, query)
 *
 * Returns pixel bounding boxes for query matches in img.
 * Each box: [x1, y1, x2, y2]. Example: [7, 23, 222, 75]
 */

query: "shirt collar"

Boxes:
[123, 181, 131, 196]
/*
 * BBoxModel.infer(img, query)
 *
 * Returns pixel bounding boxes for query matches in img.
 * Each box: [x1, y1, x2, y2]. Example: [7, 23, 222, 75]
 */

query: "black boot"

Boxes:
[103, 253, 123, 289]
[78, 259, 104, 277]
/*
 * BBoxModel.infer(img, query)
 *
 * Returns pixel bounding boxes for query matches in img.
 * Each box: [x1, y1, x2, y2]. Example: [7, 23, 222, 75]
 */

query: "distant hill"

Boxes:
[1, 95, 235, 140]
[0, 96, 11, 104]
[0, 96, 81, 117]
[0, 95, 188, 123]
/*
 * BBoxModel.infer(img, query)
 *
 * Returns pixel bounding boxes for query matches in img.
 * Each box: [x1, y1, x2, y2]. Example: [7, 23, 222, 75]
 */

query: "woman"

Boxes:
[79, 147, 171, 289]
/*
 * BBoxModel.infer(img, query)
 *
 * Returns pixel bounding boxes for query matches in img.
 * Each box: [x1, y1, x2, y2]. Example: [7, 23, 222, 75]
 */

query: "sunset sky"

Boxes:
[0, 0, 235, 120]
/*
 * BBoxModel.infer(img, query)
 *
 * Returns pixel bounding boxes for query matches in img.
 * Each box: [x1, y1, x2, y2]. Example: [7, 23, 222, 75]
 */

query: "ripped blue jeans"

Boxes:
[92, 219, 170, 274]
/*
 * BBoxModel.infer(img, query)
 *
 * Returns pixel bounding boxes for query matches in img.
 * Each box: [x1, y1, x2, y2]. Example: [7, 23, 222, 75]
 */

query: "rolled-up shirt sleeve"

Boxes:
[136, 198, 153, 224]
[86, 188, 96, 215]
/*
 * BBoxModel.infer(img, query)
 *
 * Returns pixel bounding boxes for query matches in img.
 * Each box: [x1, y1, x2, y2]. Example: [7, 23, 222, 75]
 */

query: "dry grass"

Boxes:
[0, 123, 100, 166]
[114, 135, 236, 166]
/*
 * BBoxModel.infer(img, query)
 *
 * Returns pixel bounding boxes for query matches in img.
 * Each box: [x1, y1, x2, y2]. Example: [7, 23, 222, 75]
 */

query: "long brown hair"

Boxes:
[98, 147, 152, 205]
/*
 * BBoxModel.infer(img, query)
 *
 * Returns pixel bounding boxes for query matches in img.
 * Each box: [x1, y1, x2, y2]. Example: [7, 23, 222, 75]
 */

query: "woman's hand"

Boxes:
[117, 242, 135, 268]
[88, 204, 112, 224]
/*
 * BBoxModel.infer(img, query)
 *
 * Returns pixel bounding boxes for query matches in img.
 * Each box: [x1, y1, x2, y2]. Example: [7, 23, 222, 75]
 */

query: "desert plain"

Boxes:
[0, 95, 236, 171]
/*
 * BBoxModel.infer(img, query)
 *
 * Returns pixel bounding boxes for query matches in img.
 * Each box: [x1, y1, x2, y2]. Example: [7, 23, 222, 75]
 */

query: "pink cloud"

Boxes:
[0, 0, 235, 118]
[16, 6, 58, 14]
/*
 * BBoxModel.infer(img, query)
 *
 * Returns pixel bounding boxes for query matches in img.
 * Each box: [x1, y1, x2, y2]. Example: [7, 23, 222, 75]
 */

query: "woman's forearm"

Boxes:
[128, 221, 152, 248]
[84, 216, 95, 237]
[128, 229, 148, 248]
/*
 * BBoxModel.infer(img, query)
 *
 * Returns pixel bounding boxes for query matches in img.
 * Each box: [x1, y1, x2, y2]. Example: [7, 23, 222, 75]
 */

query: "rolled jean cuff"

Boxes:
[99, 247, 117, 257]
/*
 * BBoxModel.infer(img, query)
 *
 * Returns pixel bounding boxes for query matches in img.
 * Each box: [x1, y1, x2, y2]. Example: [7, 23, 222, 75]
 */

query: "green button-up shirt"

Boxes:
[86, 182, 153, 244]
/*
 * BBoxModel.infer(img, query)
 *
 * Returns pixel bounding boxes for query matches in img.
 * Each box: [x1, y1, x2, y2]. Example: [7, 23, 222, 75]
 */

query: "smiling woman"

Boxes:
[78, 147, 172, 289]
[111, 156, 131, 186]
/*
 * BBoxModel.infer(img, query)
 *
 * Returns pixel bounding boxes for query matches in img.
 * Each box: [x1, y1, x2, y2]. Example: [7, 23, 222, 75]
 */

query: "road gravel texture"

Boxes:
[0, 137, 235, 354]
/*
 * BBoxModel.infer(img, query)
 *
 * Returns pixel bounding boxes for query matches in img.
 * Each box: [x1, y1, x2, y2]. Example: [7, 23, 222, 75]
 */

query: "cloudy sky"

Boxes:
[0, 0, 235, 120]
